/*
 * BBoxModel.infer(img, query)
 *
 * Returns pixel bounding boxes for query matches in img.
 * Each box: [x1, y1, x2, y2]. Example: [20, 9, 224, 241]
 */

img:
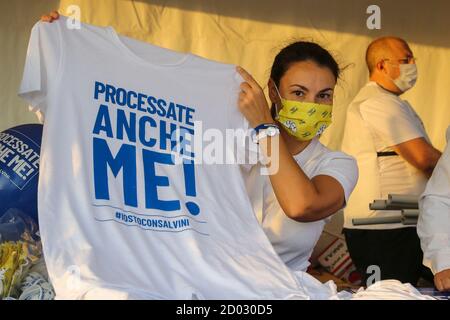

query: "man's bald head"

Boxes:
[366, 37, 411, 75]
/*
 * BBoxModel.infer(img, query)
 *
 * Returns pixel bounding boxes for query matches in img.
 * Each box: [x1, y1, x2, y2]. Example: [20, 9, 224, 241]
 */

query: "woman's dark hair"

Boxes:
[270, 41, 341, 118]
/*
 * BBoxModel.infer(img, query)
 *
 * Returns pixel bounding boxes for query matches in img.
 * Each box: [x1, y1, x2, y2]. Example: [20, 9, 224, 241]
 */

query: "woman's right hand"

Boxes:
[236, 66, 275, 129]
[41, 11, 59, 22]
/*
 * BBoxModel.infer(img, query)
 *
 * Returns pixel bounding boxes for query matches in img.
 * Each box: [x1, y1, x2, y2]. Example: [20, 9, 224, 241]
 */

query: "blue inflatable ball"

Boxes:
[0, 124, 43, 224]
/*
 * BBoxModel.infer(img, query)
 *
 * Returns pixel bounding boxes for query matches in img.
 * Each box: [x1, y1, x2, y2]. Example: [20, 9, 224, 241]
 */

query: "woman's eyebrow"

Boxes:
[318, 88, 334, 93]
[289, 84, 309, 92]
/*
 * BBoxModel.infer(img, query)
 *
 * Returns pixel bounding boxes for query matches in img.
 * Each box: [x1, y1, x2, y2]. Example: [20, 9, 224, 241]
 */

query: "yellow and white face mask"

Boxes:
[274, 86, 333, 141]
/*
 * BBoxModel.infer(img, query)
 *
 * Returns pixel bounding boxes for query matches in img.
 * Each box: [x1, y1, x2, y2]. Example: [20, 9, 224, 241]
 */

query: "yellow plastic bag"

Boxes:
[0, 241, 29, 298]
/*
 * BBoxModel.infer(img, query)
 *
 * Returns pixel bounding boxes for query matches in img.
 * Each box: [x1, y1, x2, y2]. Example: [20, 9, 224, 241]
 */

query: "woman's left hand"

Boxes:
[236, 66, 275, 128]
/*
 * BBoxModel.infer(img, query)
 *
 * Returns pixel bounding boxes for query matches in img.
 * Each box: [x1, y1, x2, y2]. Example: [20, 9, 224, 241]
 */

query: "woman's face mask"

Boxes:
[274, 85, 333, 141]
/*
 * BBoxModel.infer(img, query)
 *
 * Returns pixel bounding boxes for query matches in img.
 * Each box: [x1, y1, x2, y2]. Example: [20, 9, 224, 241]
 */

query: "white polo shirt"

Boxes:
[418, 126, 450, 274]
[245, 138, 358, 272]
[341, 82, 430, 230]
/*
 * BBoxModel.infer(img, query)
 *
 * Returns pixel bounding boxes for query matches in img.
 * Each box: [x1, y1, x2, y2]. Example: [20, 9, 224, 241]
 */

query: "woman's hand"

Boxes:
[41, 10, 60, 22]
[236, 66, 275, 129]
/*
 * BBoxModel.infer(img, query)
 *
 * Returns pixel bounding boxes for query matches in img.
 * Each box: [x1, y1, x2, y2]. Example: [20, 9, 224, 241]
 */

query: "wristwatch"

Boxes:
[252, 123, 280, 144]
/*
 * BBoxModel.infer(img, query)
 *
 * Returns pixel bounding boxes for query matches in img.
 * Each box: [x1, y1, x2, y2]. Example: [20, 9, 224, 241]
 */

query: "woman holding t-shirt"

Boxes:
[41, 12, 358, 274]
[236, 42, 358, 272]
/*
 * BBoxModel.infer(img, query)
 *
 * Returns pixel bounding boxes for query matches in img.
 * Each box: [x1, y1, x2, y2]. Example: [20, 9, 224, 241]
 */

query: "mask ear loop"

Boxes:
[272, 83, 283, 120]
[383, 59, 402, 84]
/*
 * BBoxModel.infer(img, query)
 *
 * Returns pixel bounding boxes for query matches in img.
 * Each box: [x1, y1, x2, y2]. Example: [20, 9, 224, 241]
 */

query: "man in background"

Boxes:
[341, 36, 442, 285]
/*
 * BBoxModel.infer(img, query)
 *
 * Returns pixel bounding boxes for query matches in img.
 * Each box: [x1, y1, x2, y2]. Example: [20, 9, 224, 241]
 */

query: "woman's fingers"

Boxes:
[50, 11, 59, 19]
[236, 66, 259, 88]
[235, 66, 273, 127]
[239, 82, 252, 94]
[41, 15, 52, 22]
[41, 11, 59, 22]
[238, 90, 250, 106]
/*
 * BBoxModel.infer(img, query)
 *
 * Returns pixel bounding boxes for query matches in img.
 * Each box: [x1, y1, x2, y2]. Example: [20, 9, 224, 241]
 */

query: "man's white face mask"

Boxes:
[390, 63, 418, 93]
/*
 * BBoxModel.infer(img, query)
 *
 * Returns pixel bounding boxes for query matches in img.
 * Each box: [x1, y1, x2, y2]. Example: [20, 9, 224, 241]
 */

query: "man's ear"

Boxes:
[376, 60, 386, 73]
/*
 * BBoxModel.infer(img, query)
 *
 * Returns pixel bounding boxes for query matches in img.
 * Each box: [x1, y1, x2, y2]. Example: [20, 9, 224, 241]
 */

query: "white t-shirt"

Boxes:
[341, 82, 430, 230]
[418, 126, 450, 274]
[351, 280, 435, 300]
[245, 138, 358, 272]
[18, 17, 325, 299]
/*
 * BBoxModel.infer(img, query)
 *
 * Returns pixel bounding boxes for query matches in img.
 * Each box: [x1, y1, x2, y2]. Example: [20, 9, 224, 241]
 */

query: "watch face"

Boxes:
[267, 127, 278, 136]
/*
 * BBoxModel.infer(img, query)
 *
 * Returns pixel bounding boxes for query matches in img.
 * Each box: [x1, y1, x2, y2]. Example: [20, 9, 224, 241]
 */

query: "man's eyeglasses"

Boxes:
[383, 57, 417, 64]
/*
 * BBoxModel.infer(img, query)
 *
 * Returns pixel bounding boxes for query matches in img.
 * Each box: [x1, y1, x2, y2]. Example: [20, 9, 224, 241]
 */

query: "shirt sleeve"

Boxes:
[417, 139, 450, 274]
[359, 96, 425, 147]
[314, 152, 359, 205]
[18, 20, 62, 118]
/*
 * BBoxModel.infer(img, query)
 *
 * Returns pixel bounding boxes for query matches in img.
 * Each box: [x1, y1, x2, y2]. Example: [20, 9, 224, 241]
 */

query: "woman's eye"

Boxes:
[319, 93, 331, 99]
[293, 90, 304, 97]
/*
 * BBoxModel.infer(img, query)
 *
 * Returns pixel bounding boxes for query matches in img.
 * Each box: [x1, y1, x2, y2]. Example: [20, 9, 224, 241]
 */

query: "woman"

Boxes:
[41, 12, 358, 273]
[236, 41, 358, 272]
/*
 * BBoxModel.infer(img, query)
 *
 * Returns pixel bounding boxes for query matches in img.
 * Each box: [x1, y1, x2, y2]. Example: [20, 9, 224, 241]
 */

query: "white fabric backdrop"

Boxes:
[2, 0, 449, 149]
